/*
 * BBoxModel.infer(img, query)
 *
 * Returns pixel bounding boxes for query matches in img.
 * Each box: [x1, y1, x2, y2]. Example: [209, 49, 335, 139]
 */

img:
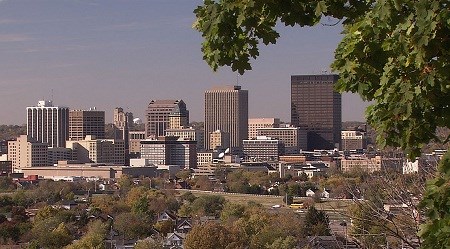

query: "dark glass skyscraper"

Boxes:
[291, 74, 341, 150]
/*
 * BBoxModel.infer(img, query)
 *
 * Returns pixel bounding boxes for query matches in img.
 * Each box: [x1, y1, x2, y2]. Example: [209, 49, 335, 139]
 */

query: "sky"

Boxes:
[0, 0, 369, 125]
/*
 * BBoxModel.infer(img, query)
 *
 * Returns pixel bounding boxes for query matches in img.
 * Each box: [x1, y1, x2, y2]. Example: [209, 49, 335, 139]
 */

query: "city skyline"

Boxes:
[0, 0, 369, 125]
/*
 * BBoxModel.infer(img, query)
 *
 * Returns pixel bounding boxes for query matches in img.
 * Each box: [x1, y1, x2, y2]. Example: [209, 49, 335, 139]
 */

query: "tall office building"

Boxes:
[145, 100, 189, 138]
[204, 85, 248, 153]
[291, 74, 341, 150]
[27, 100, 69, 148]
[69, 108, 105, 141]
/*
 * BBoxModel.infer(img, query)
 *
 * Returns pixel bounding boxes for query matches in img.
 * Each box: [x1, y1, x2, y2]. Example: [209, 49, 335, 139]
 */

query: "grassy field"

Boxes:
[176, 189, 353, 221]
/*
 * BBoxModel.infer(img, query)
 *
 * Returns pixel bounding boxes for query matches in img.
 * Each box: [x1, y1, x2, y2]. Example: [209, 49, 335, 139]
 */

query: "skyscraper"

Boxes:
[204, 85, 248, 153]
[145, 100, 189, 138]
[27, 100, 69, 148]
[69, 108, 105, 141]
[291, 74, 341, 150]
[113, 107, 133, 131]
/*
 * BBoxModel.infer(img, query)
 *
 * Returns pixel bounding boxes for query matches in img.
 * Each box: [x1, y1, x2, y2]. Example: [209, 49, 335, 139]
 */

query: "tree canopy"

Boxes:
[194, 0, 449, 158]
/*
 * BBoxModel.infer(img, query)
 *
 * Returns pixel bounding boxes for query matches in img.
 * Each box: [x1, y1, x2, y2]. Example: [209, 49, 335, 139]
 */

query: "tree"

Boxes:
[194, 2, 449, 245]
[184, 222, 243, 249]
[113, 212, 152, 240]
[419, 153, 450, 248]
[302, 206, 331, 236]
[65, 220, 108, 249]
[189, 195, 226, 217]
[134, 238, 164, 249]
[194, 0, 449, 158]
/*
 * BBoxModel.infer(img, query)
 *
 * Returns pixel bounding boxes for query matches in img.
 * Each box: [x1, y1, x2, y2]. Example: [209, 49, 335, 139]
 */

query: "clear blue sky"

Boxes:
[0, 0, 369, 125]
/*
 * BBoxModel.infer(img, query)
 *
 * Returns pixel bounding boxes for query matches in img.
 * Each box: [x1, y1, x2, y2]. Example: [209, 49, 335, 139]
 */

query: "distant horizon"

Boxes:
[0, 1, 369, 125]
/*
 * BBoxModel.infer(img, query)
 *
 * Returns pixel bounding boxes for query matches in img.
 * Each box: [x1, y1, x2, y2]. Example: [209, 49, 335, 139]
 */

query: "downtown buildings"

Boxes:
[291, 74, 342, 150]
[26, 100, 69, 148]
[145, 100, 189, 138]
[204, 86, 248, 153]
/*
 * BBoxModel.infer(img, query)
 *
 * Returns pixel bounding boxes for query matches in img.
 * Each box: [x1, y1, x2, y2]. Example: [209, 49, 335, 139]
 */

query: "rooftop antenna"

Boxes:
[51, 89, 54, 103]
[236, 72, 240, 87]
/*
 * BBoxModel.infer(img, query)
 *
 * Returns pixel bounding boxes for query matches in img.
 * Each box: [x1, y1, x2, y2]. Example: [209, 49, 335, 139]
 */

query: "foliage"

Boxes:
[220, 202, 245, 223]
[189, 195, 226, 217]
[153, 220, 175, 236]
[266, 236, 297, 249]
[226, 170, 270, 194]
[194, 0, 449, 158]
[134, 238, 164, 249]
[333, 0, 449, 158]
[184, 222, 244, 249]
[113, 212, 152, 240]
[419, 151, 450, 248]
[65, 220, 108, 249]
[302, 206, 331, 236]
[176, 169, 192, 181]
[0, 124, 26, 140]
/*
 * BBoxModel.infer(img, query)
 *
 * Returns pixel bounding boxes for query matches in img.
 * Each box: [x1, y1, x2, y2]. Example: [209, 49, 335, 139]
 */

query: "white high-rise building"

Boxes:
[27, 100, 69, 148]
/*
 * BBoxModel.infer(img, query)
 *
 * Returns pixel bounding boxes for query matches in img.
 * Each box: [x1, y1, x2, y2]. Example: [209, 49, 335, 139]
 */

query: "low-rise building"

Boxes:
[8, 135, 48, 171]
[0, 154, 12, 176]
[248, 118, 280, 139]
[243, 136, 282, 161]
[165, 127, 204, 151]
[257, 127, 307, 154]
[21, 161, 158, 179]
[140, 136, 197, 169]
[128, 131, 146, 158]
[341, 130, 367, 151]
[66, 135, 125, 165]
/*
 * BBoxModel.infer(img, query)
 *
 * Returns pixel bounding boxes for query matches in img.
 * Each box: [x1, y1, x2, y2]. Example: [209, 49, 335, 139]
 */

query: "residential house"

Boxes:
[164, 232, 186, 248]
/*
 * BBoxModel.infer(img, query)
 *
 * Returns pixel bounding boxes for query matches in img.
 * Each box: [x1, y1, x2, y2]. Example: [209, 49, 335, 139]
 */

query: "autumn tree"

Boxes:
[184, 222, 244, 249]
[113, 212, 152, 240]
[65, 220, 108, 249]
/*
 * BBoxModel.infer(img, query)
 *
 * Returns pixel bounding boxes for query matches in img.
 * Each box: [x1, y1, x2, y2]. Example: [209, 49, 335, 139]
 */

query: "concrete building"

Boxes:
[257, 127, 307, 154]
[168, 104, 189, 130]
[21, 161, 158, 179]
[66, 135, 125, 165]
[243, 136, 282, 162]
[140, 136, 197, 169]
[48, 147, 72, 165]
[340, 156, 382, 173]
[165, 127, 204, 151]
[291, 75, 341, 150]
[129, 131, 146, 158]
[209, 130, 230, 151]
[8, 135, 48, 171]
[279, 162, 329, 179]
[0, 140, 8, 155]
[27, 100, 69, 148]
[69, 108, 105, 141]
[145, 100, 189, 138]
[248, 118, 280, 139]
[341, 130, 367, 151]
[113, 107, 133, 131]
[197, 152, 219, 167]
[0, 155, 12, 176]
[204, 86, 248, 153]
